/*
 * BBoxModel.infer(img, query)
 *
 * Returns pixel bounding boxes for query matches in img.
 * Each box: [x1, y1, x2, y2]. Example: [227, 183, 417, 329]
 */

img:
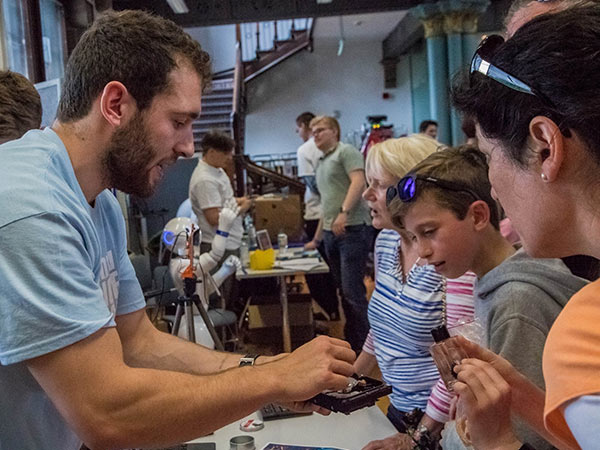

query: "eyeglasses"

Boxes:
[386, 174, 480, 206]
[312, 127, 332, 135]
[470, 34, 557, 109]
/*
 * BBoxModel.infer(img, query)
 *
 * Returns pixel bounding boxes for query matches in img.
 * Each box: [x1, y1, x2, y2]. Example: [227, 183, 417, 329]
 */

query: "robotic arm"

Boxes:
[200, 197, 240, 272]
[160, 198, 242, 300]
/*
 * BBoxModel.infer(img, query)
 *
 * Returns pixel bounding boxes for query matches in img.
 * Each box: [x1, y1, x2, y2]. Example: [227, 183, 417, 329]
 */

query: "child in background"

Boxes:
[388, 146, 587, 450]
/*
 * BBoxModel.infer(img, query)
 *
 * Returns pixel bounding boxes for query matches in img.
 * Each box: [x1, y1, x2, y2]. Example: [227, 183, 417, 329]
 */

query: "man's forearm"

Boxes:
[127, 326, 241, 374]
[314, 218, 323, 242]
[118, 310, 244, 374]
[341, 176, 365, 213]
[122, 317, 282, 375]
[28, 326, 285, 450]
[88, 363, 282, 448]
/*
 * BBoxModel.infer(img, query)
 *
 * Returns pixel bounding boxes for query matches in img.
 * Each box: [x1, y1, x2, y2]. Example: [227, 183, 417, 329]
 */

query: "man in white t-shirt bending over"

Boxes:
[189, 131, 252, 310]
[295, 112, 339, 320]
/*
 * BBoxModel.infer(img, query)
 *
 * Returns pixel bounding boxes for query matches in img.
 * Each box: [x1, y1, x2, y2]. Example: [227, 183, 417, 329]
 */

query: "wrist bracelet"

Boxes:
[216, 229, 229, 237]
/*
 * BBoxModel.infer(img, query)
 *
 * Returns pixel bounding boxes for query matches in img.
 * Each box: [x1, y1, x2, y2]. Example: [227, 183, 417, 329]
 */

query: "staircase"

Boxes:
[193, 73, 236, 152]
[191, 18, 315, 195]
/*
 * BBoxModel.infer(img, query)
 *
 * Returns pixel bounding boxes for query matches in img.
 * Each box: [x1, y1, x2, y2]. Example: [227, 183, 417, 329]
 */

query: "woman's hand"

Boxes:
[453, 359, 521, 450]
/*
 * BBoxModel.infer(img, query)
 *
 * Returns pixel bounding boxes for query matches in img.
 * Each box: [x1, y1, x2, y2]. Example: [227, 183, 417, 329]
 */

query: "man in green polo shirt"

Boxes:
[306, 115, 373, 352]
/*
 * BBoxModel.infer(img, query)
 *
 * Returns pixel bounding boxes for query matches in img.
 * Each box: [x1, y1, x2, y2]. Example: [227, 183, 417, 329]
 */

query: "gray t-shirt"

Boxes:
[315, 142, 371, 231]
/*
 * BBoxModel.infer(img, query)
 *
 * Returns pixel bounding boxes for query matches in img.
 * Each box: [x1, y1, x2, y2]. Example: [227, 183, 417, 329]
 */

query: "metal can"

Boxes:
[277, 231, 288, 257]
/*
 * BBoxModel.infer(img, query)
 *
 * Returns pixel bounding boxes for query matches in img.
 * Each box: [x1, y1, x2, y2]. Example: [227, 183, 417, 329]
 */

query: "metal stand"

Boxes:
[171, 278, 225, 351]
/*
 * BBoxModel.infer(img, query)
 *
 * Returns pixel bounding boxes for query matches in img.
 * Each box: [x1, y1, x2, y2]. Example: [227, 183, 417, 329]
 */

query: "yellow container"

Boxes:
[249, 248, 275, 270]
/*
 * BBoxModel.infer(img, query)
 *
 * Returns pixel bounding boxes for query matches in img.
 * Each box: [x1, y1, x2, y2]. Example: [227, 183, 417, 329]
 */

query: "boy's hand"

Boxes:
[453, 359, 521, 450]
[455, 336, 519, 385]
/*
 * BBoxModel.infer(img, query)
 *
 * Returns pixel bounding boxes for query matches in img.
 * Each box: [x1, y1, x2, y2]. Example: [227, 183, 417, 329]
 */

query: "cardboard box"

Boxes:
[253, 194, 303, 243]
[247, 294, 313, 329]
[246, 293, 314, 350]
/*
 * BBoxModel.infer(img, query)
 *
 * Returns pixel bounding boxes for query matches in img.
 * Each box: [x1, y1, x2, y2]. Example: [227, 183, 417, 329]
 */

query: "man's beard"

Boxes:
[103, 111, 160, 198]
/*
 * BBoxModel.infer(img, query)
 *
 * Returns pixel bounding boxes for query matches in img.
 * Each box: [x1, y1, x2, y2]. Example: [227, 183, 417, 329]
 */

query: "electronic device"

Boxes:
[256, 229, 272, 250]
[309, 375, 392, 414]
[259, 403, 312, 421]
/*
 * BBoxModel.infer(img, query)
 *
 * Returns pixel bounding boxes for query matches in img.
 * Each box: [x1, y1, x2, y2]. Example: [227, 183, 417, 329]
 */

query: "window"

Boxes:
[1, 0, 29, 77]
[39, 0, 66, 80]
[0, 0, 67, 80]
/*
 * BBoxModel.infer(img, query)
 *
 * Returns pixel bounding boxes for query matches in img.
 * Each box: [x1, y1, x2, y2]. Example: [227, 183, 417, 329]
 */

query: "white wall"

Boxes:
[186, 24, 236, 74]
[244, 37, 412, 157]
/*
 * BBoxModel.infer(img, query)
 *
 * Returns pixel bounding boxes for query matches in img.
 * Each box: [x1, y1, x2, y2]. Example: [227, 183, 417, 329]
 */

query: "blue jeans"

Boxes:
[322, 224, 374, 352]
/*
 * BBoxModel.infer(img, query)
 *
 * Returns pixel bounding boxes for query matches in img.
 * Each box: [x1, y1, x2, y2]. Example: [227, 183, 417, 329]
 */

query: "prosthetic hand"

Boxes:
[219, 197, 241, 231]
[167, 255, 240, 301]
[212, 255, 242, 287]
[198, 198, 241, 272]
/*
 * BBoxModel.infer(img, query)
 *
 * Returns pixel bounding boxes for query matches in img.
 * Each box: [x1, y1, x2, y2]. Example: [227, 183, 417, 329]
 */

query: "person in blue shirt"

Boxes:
[0, 10, 356, 450]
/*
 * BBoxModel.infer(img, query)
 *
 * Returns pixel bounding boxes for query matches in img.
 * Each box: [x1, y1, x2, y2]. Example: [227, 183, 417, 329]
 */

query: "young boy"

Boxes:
[387, 146, 588, 450]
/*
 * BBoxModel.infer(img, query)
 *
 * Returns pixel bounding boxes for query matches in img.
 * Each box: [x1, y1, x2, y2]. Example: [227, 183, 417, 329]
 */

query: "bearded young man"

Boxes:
[0, 10, 356, 450]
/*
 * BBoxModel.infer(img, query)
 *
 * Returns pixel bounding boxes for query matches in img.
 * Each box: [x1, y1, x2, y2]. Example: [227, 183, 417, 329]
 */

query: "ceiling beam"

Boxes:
[382, 13, 423, 61]
[112, 0, 435, 27]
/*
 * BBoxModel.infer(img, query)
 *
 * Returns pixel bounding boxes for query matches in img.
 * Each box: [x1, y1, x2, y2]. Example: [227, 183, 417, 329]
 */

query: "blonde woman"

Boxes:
[356, 135, 476, 450]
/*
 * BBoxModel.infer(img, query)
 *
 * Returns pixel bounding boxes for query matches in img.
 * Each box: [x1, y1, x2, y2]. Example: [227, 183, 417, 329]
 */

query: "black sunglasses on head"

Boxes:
[386, 174, 480, 206]
[470, 34, 557, 109]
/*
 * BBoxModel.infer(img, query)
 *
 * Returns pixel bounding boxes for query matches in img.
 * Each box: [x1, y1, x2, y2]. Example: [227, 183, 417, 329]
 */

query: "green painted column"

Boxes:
[409, 40, 431, 134]
[426, 30, 451, 145]
[446, 31, 463, 145]
[442, 1, 489, 145]
[412, 4, 452, 145]
[411, 0, 490, 145]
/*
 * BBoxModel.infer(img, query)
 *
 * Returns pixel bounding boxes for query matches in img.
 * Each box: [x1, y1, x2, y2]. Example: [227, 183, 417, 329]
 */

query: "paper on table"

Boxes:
[274, 257, 323, 271]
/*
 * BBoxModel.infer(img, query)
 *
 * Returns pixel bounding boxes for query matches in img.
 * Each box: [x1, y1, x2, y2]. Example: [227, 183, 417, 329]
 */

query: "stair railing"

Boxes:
[241, 18, 313, 62]
[231, 38, 246, 196]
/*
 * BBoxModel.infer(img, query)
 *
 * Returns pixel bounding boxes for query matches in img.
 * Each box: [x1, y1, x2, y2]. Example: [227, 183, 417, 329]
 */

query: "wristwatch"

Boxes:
[339, 207, 349, 214]
[413, 423, 430, 441]
[239, 354, 260, 367]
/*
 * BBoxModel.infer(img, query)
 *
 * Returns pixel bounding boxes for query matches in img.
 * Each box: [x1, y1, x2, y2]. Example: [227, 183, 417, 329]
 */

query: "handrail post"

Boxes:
[255, 22, 260, 59]
[232, 41, 246, 196]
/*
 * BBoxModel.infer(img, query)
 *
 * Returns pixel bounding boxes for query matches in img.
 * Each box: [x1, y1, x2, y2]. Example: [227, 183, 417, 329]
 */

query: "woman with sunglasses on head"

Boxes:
[356, 134, 477, 450]
[450, 5, 600, 449]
